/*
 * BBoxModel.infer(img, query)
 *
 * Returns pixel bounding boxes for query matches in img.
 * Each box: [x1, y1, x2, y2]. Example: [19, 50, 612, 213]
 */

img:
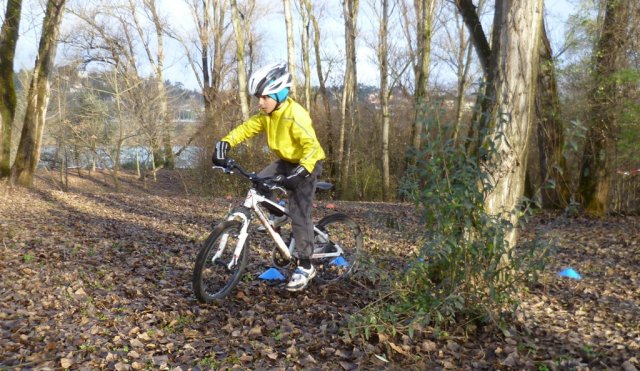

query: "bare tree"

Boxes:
[230, 0, 250, 120]
[302, 0, 335, 176]
[381, 0, 392, 201]
[578, 0, 631, 216]
[11, 0, 67, 187]
[453, 0, 491, 76]
[283, 0, 298, 98]
[0, 0, 22, 178]
[63, 73, 109, 175]
[338, 0, 359, 195]
[102, 70, 143, 192]
[132, 0, 175, 169]
[180, 0, 232, 127]
[531, 16, 570, 209]
[436, 0, 485, 145]
[298, 0, 311, 110]
[47, 66, 74, 189]
[67, 0, 167, 189]
[164, 0, 244, 162]
[372, 0, 392, 200]
[411, 0, 437, 153]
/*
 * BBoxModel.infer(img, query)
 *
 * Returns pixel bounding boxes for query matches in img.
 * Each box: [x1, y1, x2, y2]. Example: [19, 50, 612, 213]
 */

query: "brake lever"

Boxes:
[266, 182, 287, 194]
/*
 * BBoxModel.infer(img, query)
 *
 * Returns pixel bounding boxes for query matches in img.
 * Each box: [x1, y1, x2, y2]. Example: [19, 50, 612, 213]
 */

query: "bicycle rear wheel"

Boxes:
[313, 213, 363, 284]
[193, 220, 249, 303]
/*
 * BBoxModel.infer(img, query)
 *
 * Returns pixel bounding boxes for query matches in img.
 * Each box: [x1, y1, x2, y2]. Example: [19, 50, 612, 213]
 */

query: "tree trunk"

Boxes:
[532, 16, 570, 209]
[411, 0, 436, 153]
[11, 0, 66, 187]
[579, 0, 630, 216]
[135, 0, 175, 169]
[454, 0, 493, 156]
[231, 0, 250, 120]
[300, 0, 311, 111]
[454, 0, 491, 76]
[481, 0, 543, 249]
[201, 0, 215, 124]
[283, 0, 298, 98]
[304, 0, 335, 179]
[188, 0, 227, 136]
[0, 0, 22, 178]
[379, 0, 391, 201]
[338, 0, 359, 196]
[150, 0, 174, 169]
[451, 0, 484, 147]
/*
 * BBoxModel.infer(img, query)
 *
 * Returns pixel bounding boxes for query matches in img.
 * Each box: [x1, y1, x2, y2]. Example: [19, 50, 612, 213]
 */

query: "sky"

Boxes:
[5, 0, 577, 91]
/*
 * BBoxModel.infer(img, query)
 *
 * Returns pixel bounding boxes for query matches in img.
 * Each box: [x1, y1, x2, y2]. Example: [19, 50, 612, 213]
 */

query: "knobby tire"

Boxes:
[313, 213, 363, 284]
[193, 220, 248, 303]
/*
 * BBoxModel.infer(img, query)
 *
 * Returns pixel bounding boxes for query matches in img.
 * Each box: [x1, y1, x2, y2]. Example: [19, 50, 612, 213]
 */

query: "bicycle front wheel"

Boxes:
[313, 213, 363, 284]
[193, 220, 249, 303]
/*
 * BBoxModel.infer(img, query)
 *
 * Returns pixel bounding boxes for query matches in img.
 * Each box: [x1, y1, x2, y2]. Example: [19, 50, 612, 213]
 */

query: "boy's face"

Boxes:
[258, 95, 278, 114]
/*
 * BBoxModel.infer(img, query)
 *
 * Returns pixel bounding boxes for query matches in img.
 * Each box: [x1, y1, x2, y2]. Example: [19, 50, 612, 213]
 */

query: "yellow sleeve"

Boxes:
[221, 115, 265, 147]
[290, 114, 325, 173]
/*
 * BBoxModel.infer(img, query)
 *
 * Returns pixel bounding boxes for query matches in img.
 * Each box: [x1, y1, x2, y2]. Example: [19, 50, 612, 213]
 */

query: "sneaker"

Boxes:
[257, 214, 288, 232]
[285, 265, 316, 291]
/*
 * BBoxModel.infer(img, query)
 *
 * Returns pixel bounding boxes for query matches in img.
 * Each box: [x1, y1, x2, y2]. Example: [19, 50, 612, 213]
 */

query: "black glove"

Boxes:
[212, 141, 230, 166]
[275, 165, 310, 190]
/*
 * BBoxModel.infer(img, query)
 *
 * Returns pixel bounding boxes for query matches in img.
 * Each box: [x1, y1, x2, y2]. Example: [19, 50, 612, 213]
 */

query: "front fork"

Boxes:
[213, 206, 294, 270]
[211, 210, 251, 270]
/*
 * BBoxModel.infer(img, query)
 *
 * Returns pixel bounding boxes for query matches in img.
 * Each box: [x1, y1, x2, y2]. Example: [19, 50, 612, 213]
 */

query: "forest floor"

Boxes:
[0, 169, 638, 370]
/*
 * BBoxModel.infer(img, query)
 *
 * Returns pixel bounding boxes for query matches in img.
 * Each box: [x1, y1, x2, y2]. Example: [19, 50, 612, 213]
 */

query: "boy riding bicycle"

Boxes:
[212, 62, 326, 292]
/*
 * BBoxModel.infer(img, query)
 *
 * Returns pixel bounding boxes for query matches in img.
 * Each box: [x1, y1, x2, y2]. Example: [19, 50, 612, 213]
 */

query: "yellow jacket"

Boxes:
[222, 97, 326, 173]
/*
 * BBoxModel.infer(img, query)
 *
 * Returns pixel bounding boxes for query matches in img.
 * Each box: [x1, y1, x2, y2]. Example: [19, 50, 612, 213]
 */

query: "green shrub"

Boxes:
[349, 115, 549, 341]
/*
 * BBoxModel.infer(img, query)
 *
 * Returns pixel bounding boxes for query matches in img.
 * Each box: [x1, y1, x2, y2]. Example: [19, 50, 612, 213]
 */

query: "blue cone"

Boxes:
[558, 267, 581, 280]
[330, 256, 349, 267]
[259, 267, 286, 281]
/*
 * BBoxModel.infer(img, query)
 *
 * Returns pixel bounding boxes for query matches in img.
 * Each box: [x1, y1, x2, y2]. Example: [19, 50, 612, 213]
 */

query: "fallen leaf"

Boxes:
[60, 358, 73, 368]
[389, 342, 408, 355]
[248, 325, 262, 337]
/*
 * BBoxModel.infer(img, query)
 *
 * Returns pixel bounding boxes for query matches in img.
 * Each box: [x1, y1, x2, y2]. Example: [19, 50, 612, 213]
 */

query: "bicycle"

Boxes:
[192, 160, 363, 303]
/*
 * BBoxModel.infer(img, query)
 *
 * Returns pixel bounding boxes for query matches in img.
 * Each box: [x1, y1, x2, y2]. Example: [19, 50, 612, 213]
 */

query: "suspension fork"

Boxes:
[210, 211, 251, 270]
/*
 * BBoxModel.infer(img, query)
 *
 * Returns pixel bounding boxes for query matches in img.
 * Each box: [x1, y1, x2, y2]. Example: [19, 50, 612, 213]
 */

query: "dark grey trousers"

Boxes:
[258, 160, 323, 261]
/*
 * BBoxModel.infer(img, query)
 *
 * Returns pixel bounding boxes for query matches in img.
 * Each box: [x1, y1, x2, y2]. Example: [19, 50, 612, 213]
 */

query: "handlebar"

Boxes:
[213, 160, 286, 194]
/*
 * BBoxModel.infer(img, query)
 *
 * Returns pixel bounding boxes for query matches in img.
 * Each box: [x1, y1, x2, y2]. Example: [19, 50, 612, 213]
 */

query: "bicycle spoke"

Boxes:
[193, 221, 249, 302]
[313, 213, 363, 284]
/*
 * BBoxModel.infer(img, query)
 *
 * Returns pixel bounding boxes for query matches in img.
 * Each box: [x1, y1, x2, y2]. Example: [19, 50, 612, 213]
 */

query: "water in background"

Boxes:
[39, 145, 204, 170]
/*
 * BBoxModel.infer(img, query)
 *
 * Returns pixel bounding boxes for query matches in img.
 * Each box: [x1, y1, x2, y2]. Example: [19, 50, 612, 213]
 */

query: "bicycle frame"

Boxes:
[211, 163, 344, 270]
[229, 188, 292, 263]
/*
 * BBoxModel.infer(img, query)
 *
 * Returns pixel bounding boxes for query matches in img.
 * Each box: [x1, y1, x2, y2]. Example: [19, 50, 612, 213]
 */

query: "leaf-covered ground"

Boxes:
[1, 170, 638, 370]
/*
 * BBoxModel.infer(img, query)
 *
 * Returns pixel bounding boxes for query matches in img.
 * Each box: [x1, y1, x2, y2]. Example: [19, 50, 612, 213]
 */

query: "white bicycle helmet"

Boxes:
[248, 62, 292, 99]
